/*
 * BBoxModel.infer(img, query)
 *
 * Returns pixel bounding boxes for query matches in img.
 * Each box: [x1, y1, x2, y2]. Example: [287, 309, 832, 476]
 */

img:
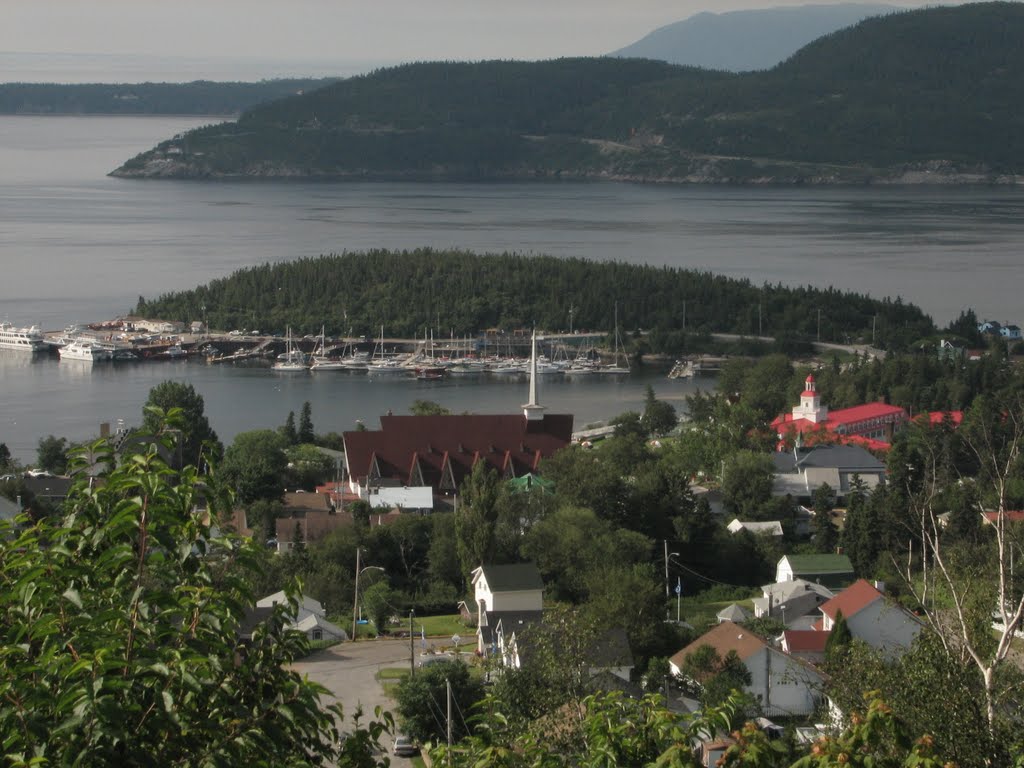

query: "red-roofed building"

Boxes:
[980, 511, 1024, 526]
[342, 334, 572, 505]
[668, 622, 823, 717]
[772, 375, 908, 449]
[781, 630, 830, 664]
[818, 579, 920, 656]
[926, 411, 964, 427]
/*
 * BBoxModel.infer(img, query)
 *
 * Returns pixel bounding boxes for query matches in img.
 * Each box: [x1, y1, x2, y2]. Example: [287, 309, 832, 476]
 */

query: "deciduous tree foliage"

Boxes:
[0, 412, 387, 767]
[141, 381, 222, 467]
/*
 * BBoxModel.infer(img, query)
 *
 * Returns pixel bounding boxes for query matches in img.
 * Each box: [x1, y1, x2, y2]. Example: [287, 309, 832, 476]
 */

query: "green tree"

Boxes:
[395, 660, 484, 744]
[722, 450, 775, 518]
[361, 581, 398, 636]
[641, 385, 679, 437]
[0, 442, 11, 471]
[455, 462, 502, 579]
[298, 401, 315, 444]
[36, 434, 68, 475]
[141, 381, 221, 467]
[281, 411, 298, 445]
[812, 483, 838, 553]
[285, 443, 335, 490]
[0, 423, 389, 766]
[410, 399, 451, 416]
[609, 410, 646, 439]
[825, 610, 853, 663]
[221, 429, 289, 504]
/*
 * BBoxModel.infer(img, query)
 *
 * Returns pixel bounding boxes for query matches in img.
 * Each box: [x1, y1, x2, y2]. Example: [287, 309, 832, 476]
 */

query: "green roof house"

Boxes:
[776, 554, 854, 589]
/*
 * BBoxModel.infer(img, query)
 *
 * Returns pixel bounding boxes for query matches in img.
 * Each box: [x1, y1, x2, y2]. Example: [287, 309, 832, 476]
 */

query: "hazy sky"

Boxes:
[7, 0, 954, 65]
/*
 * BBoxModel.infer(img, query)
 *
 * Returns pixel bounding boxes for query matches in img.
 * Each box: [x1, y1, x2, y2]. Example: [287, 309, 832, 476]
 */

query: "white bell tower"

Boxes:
[792, 374, 828, 423]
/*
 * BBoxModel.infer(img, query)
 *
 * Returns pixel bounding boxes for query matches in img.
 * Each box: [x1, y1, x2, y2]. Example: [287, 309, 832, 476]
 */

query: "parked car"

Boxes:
[392, 735, 418, 757]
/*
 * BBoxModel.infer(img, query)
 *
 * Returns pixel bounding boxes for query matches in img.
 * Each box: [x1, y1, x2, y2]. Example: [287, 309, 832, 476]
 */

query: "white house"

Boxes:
[472, 562, 545, 658]
[471, 562, 544, 617]
[753, 579, 834, 626]
[776, 554, 854, 589]
[256, 591, 326, 622]
[818, 579, 921, 656]
[669, 622, 823, 717]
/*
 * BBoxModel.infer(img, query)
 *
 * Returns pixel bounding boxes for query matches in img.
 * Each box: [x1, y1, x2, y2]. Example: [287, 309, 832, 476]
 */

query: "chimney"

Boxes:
[874, 580, 886, 594]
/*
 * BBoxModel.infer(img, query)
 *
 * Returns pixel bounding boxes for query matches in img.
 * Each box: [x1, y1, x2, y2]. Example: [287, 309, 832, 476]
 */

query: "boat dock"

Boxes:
[667, 355, 728, 379]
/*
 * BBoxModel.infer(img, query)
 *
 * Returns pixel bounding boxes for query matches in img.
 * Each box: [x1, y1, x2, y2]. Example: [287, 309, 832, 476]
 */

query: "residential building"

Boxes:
[776, 554, 854, 589]
[669, 621, 823, 717]
[717, 603, 750, 624]
[472, 562, 545, 659]
[780, 630, 829, 665]
[753, 579, 835, 627]
[243, 591, 347, 644]
[818, 579, 921, 655]
[772, 444, 887, 501]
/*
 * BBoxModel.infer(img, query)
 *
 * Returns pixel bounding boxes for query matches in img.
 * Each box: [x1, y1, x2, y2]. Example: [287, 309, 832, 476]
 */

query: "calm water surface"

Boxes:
[4, 115, 1024, 460]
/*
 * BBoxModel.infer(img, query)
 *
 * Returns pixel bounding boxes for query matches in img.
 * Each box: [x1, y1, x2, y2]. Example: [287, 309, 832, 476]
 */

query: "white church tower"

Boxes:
[522, 330, 546, 422]
[792, 374, 829, 424]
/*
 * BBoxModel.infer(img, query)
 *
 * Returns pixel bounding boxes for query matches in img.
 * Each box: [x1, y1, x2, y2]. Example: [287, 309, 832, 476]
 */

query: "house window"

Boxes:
[312, 630, 322, 641]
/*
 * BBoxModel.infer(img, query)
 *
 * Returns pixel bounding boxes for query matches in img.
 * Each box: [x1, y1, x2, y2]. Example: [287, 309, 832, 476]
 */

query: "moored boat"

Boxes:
[0, 322, 46, 352]
[59, 340, 112, 362]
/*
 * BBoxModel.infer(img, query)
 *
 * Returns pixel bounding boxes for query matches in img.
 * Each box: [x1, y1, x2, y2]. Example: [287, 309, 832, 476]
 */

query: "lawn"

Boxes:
[413, 613, 473, 638]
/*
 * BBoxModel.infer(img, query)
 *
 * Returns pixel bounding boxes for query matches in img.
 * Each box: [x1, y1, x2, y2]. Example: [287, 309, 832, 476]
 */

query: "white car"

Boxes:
[392, 735, 418, 757]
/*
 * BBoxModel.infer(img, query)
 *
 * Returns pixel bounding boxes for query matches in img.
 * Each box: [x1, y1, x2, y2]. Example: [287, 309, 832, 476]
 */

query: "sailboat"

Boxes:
[273, 327, 308, 371]
[366, 325, 408, 375]
[309, 326, 346, 371]
[595, 304, 630, 375]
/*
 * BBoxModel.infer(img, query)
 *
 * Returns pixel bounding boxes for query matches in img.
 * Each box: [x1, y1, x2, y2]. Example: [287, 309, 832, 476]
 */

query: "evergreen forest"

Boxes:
[133, 249, 935, 350]
[114, 4, 1024, 181]
[0, 79, 340, 116]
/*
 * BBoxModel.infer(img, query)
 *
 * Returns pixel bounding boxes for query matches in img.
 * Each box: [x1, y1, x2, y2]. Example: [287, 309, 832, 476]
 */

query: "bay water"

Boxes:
[3, 115, 1024, 461]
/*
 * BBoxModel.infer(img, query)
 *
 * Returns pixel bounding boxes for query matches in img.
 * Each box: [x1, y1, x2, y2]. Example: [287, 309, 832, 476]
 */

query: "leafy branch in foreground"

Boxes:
[0, 409, 390, 767]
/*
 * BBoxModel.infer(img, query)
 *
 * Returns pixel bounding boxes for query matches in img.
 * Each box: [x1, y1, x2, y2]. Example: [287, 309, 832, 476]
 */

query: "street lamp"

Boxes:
[667, 552, 682, 622]
[351, 547, 385, 641]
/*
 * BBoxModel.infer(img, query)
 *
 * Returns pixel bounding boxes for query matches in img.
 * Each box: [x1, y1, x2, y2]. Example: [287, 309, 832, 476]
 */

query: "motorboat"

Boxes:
[59, 340, 112, 362]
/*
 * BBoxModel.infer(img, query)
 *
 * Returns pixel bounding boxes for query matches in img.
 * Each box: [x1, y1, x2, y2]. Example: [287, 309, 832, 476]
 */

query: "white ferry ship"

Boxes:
[0, 322, 45, 352]
[59, 340, 112, 363]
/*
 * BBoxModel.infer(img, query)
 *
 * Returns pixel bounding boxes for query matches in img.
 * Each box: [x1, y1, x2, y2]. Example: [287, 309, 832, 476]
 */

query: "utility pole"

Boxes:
[447, 678, 453, 755]
[664, 540, 670, 601]
[676, 577, 682, 622]
[351, 546, 361, 642]
[410, 609, 416, 678]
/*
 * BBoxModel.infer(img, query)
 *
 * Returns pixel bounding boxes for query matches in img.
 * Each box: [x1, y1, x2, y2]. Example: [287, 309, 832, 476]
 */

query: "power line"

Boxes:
[668, 558, 750, 588]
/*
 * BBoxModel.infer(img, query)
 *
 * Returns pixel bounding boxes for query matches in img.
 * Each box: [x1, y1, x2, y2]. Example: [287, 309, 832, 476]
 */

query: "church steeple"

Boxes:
[522, 330, 545, 422]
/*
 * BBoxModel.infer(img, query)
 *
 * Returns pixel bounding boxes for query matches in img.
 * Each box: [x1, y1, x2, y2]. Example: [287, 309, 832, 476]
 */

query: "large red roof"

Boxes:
[819, 579, 882, 621]
[828, 402, 906, 425]
[344, 413, 573, 492]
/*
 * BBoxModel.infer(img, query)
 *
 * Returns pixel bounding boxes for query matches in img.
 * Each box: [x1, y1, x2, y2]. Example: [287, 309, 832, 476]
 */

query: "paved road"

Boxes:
[294, 639, 418, 766]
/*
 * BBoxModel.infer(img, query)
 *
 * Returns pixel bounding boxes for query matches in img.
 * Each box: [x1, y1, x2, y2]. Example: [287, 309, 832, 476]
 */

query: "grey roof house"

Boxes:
[772, 445, 886, 500]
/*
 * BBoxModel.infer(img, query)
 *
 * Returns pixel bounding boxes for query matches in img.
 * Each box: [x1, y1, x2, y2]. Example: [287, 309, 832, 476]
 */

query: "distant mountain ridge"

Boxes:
[112, 3, 1024, 185]
[610, 3, 901, 71]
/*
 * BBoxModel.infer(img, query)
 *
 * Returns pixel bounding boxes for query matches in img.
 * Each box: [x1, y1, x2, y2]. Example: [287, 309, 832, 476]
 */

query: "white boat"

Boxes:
[59, 340, 112, 362]
[595, 303, 630, 375]
[273, 328, 308, 371]
[367, 325, 409, 374]
[309, 327, 346, 370]
[0, 322, 46, 352]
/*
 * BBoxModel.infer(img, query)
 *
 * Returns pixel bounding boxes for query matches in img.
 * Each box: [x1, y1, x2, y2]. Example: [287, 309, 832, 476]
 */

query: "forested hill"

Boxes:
[135, 250, 934, 349]
[113, 3, 1024, 183]
[0, 79, 339, 115]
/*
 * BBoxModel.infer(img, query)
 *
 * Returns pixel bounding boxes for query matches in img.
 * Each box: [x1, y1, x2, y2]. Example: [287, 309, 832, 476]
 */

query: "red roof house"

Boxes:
[818, 579, 920, 656]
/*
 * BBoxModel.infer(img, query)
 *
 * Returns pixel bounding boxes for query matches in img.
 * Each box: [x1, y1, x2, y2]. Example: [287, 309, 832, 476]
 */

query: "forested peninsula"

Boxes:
[0, 79, 338, 116]
[113, 3, 1024, 183]
[134, 249, 935, 350]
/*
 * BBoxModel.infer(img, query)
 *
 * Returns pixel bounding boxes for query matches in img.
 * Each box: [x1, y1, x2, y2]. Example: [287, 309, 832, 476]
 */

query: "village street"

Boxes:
[293, 639, 418, 767]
